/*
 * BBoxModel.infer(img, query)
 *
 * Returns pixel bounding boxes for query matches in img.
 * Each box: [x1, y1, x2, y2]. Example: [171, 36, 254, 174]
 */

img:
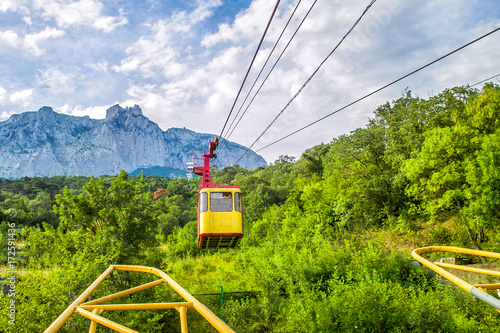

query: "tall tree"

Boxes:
[54, 171, 158, 262]
[404, 84, 500, 249]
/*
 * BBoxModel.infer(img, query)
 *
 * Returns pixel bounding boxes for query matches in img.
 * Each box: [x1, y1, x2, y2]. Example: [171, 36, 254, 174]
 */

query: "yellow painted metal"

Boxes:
[44, 265, 115, 333]
[434, 262, 500, 277]
[89, 308, 104, 333]
[79, 302, 194, 311]
[76, 307, 139, 333]
[412, 246, 500, 311]
[114, 265, 237, 333]
[412, 246, 500, 293]
[45, 265, 236, 333]
[199, 188, 243, 235]
[413, 246, 500, 260]
[474, 283, 500, 290]
[179, 306, 188, 333]
[82, 279, 164, 305]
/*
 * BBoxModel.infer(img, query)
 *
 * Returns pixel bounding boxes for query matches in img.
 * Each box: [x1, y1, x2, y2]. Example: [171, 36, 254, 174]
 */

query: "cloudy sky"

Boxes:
[0, 0, 499, 164]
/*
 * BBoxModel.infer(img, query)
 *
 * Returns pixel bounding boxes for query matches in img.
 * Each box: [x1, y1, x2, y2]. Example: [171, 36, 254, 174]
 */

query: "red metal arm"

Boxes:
[192, 138, 238, 189]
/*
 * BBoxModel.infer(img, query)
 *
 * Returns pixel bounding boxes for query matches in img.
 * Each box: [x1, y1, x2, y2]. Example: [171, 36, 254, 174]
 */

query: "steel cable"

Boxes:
[254, 26, 500, 154]
[218, 0, 281, 142]
[234, 0, 377, 165]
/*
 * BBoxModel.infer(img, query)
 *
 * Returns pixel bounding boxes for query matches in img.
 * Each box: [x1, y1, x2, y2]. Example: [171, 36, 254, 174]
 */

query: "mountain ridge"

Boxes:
[0, 105, 267, 179]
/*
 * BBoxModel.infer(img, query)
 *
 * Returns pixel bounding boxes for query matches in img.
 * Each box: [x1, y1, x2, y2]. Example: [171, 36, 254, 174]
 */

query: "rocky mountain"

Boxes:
[0, 105, 267, 179]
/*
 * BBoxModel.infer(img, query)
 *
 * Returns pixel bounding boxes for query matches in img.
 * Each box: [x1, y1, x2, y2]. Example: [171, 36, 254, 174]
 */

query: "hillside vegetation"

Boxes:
[1, 84, 500, 332]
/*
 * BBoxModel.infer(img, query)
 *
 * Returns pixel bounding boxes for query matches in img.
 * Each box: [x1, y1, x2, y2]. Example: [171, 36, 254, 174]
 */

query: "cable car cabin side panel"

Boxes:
[197, 187, 243, 249]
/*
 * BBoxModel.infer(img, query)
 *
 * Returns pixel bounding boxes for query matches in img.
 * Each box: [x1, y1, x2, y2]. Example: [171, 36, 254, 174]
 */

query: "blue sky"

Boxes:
[0, 0, 499, 164]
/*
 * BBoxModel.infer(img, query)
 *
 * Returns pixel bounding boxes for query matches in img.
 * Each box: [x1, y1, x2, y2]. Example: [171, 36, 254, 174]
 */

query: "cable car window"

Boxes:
[210, 192, 233, 212]
[234, 192, 242, 212]
[200, 192, 208, 213]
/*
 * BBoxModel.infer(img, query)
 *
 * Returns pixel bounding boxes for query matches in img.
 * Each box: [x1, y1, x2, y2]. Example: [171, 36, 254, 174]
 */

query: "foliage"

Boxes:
[54, 170, 158, 263]
[0, 224, 120, 331]
[404, 84, 500, 249]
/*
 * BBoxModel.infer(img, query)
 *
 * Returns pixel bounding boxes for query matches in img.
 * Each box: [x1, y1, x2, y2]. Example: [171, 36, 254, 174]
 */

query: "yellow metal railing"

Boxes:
[44, 265, 236, 333]
[412, 246, 500, 311]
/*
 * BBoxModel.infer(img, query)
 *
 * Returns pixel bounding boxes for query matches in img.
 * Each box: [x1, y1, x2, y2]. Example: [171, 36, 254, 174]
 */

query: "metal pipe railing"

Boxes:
[45, 265, 236, 333]
[412, 246, 500, 311]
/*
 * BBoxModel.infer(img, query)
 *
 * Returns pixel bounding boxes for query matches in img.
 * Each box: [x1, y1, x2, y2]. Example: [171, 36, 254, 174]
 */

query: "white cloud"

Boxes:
[24, 27, 65, 55]
[10, 89, 33, 102]
[146, 0, 160, 11]
[86, 60, 109, 72]
[112, 0, 221, 78]
[0, 27, 64, 55]
[123, 84, 172, 113]
[189, 0, 222, 25]
[9, 89, 33, 108]
[0, 86, 6, 102]
[0, 30, 21, 47]
[0, 0, 16, 12]
[37, 67, 75, 94]
[201, 0, 275, 47]
[93, 16, 128, 33]
[34, 0, 128, 32]
[0, 0, 29, 14]
[23, 16, 33, 25]
[112, 19, 179, 77]
[58, 104, 107, 119]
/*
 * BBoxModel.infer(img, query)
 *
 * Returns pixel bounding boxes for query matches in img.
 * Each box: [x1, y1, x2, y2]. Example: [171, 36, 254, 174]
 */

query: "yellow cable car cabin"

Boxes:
[198, 187, 243, 249]
[192, 138, 244, 249]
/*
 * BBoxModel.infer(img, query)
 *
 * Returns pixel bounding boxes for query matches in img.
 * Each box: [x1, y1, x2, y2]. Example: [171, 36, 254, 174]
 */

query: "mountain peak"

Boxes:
[38, 106, 54, 113]
[37, 106, 56, 120]
[105, 104, 143, 120]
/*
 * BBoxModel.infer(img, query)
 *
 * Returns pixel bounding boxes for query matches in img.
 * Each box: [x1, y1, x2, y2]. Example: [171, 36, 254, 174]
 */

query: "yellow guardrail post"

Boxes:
[89, 308, 104, 333]
[178, 306, 188, 333]
[412, 246, 500, 311]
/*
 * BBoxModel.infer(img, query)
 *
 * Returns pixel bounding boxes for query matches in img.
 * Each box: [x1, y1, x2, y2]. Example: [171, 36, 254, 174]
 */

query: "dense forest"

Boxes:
[1, 84, 500, 332]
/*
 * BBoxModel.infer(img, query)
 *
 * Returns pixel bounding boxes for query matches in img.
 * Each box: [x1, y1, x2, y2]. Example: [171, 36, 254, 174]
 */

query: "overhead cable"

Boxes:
[254, 26, 500, 154]
[218, 0, 281, 142]
[470, 73, 500, 87]
[234, 0, 377, 165]
[220, 0, 314, 152]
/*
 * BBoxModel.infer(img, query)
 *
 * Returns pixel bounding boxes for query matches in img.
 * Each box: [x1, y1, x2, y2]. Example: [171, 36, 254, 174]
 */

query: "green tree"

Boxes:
[404, 124, 480, 246]
[54, 170, 158, 262]
[323, 124, 398, 228]
[404, 84, 500, 249]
